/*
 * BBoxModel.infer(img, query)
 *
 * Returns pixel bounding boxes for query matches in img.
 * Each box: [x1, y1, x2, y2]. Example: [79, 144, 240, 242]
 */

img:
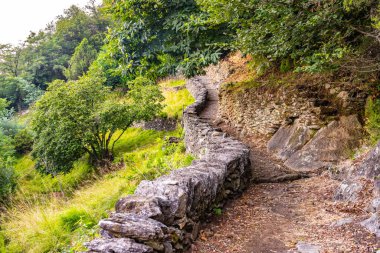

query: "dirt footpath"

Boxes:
[190, 77, 379, 253]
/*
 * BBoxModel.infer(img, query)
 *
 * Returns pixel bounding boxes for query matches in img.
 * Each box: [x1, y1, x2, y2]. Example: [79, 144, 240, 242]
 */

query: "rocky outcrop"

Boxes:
[333, 140, 380, 237]
[219, 79, 369, 137]
[267, 120, 312, 161]
[84, 76, 251, 252]
[218, 70, 368, 173]
[284, 115, 364, 173]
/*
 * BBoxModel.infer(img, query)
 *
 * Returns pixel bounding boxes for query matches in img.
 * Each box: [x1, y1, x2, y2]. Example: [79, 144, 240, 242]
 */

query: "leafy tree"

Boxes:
[65, 38, 97, 80]
[0, 76, 43, 111]
[101, 0, 231, 85]
[31, 75, 163, 174]
[198, 0, 376, 72]
[0, 98, 21, 138]
[0, 43, 24, 77]
[8, 4, 110, 89]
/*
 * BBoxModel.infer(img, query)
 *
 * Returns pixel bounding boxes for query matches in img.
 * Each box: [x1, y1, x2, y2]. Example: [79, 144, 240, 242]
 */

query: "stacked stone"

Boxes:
[84, 77, 251, 253]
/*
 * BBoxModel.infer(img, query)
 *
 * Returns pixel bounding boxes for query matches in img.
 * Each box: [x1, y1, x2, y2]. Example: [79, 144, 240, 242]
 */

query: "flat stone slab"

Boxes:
[85, 238, 153, 253]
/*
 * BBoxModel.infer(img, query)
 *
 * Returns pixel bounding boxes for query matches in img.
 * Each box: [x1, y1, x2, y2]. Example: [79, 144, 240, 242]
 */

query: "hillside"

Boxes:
[0, 80, 195, 252]
[0, 1, 379, 253]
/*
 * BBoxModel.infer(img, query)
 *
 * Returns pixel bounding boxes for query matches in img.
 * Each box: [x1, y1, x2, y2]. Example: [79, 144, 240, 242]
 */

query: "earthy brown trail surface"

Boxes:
[191, 78, 379, 253]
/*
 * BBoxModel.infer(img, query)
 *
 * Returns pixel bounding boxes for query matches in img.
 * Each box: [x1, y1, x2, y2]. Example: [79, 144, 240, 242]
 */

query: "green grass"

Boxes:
[159, 79, 194, 119]
[2, 127, 193, 253]
[159, 79, 186, 88]
[12, 155, 93, 202]
[0, 80, 195, 253]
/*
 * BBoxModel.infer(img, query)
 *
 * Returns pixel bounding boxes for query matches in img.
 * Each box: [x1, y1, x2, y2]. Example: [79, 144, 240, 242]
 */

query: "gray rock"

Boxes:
[99, 213, 168, 242]
[135, 178, 189, 223]
[351, 141, 380, 179]
[368, 198, 380, 213]
[360, 213, 380, 237]
[85, 238, 153, 253]
[285, 115, 363, 173]
[334, 180, 363, 202]
[330, 217, 354, 227]
[268, 121, 311, 160]
[116, 196, 164, 221]
[296, 242, 321, 253]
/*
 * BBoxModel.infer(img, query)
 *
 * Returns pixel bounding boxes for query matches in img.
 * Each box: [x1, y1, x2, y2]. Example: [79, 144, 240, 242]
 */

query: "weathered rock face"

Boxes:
[267, 120, 312, 160]
[284, 115, 364, 173]
[85, 238, 154, 253]
[219, 78, 369, 138]
[333, 140, 380, 237]
[361, 213, 380, 237]
[217, 67, 368, 173]
[84, 75, 251, 252]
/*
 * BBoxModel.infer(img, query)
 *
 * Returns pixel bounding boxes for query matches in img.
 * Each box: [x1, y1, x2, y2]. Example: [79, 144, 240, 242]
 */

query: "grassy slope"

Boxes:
[0, 80, 194, 253]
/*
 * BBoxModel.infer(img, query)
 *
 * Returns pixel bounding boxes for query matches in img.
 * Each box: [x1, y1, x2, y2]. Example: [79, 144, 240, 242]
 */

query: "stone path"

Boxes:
[190, 77, 379, 253]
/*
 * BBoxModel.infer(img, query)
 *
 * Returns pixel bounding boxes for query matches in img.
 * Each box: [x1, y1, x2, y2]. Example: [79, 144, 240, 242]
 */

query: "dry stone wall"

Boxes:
[84, 77, 251, 253]
[218, 77, 369, 173]
[218, 82, 368, 137]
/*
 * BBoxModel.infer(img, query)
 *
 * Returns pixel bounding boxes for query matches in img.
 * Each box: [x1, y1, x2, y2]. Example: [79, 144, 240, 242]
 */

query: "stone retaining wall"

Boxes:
[85, 77, 251, 253]
[218, 79, 369, 137]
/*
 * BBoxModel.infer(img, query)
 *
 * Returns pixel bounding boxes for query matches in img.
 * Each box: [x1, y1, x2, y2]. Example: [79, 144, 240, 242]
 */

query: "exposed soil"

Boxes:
[190, 79, 380, 253]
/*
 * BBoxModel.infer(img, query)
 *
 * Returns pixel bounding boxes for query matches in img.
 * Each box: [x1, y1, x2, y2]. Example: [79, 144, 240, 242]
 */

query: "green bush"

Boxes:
[0, 166, 16, 202]
[13, 129, 34, 154]
[0, 131, 16, 202]
[365, 97, 380, 143]
[198, 0, 376, 72]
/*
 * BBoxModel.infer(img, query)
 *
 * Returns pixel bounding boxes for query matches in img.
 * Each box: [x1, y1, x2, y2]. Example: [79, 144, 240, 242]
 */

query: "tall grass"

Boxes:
[161, 80, 194, 119]
[1, 80, 195, 253]
[2, 128, 193, 252]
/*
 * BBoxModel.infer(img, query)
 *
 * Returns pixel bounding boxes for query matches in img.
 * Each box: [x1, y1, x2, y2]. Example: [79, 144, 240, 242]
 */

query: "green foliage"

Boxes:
[0, 99, 9, 118]
[100, 0, 231, 85]
[0, 130, 16, 202]
[3, 127, 193, 253]
[0, 98, 23, 139]
[0, 44, 23, 77]
[0, 76, 43, 111]
[64, 38, 97, 80]
[365, 97, 380, 143]
[161, 80, 195, 119]
[213, 207, 222, 216]
[32, 75, 163, 174]
[0, 3, 109, 90]
[13, 129, 34, 154]
[198, 0, 376, 72]
[13, 155, 93, 201]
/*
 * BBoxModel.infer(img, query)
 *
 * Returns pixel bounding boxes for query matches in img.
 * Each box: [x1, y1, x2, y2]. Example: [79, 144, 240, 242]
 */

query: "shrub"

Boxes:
[13, 129, 34, 154]
[365, 97, 380, 143]
[0, 131, 16, 202]
[198, 0, 376, 72]
[0, 166, 16, 202]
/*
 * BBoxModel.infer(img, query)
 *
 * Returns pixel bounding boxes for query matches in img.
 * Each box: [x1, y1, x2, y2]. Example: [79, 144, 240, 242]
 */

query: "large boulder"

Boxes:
[267, 121, 312, 160]
[285, 115, 363, 173]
